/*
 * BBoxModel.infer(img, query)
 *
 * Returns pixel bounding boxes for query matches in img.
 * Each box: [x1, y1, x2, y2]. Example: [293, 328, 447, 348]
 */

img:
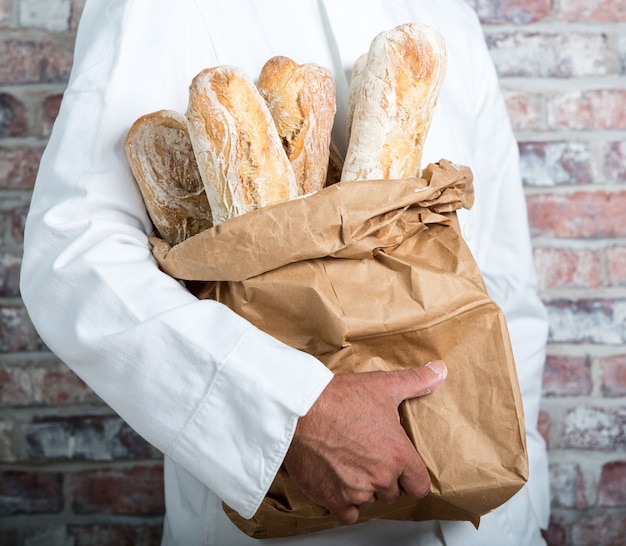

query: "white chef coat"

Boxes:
[20, 1, 550, 545]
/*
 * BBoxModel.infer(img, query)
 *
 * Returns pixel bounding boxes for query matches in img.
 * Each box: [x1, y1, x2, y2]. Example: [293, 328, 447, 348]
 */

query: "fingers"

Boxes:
[387, 360, 448, 407]
[398, 448, 431, 500]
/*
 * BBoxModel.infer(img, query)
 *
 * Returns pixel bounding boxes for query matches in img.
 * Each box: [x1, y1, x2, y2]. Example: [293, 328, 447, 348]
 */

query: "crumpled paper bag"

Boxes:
[151, 159, 528, 539]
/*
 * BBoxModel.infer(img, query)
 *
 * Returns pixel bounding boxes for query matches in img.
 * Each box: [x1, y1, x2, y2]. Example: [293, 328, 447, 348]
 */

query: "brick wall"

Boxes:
[0, 0, 624, 545]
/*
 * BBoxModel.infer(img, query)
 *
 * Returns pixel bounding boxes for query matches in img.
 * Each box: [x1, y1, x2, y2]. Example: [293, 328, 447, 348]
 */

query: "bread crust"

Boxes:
[186, 66, 298, 224]
[124, 109, 213, 246]
[341, 23, 447, 182]
[257, 56, 336, 196]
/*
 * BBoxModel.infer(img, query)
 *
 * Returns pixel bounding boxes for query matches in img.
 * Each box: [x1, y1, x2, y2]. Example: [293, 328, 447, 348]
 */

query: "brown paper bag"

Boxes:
[151, 159, 528, 539]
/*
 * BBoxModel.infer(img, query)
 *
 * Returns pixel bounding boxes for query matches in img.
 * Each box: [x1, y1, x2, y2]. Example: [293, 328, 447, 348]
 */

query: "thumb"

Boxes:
[387, 360, 448, 406]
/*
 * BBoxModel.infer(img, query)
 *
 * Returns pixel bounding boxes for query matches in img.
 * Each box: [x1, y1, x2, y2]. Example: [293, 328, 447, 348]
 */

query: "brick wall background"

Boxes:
[0, 0, 624, 545]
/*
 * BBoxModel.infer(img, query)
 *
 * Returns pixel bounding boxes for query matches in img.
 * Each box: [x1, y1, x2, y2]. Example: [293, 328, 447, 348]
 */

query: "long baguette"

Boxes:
[341, 23, 447, 181]
[186, 66, 298, 225]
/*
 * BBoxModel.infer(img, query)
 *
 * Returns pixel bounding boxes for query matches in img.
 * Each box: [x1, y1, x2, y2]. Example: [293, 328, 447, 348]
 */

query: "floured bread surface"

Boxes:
[125, 109, 213, 246]
[186, 66, 298, 225]
[257, 56, 336, 196]
[341, 23, 447, 182]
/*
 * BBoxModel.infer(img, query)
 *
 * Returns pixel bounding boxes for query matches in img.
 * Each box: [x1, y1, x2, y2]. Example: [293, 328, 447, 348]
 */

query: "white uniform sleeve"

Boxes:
[465, 12, 551, 531]
[19, 0, 332, 519]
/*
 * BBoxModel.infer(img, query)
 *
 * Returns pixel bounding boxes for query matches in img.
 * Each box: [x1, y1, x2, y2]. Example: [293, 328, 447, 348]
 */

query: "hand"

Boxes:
[283, 360, 447, 525]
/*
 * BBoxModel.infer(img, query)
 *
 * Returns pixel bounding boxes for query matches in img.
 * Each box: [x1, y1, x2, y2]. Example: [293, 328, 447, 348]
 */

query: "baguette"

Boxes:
[257, 56, 336, 196]
[186, 66, 298, 225]
[124, 109, 213, 246]
[341, 23, 447, 182]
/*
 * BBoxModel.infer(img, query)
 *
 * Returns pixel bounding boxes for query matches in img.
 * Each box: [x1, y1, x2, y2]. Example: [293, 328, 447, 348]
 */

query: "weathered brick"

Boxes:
[605, 141, 626, 185]
[601, 355, 626, 397]
[0, 526, 72, 546]
[68, 524, 162, 546]
[0, 146, 44, 189]
[487, 32, 607, 78]
[42, 93, 63, 136]
[21, 415, 161, 461]
[549, 462, 586, 508]
[0, 38, 73, 84]
[19, 0, 72, 32]
[0, 304, 43, 353]
[0, 252, 21, 297]
[0, 419, 15, 462]
[526, 190, 626, 238]
[69, 0, 86, 31]
[548, 90, 626, 130]
[542, 355, 592, 397]
[560, 0, 626, 23]
[538, 410, 551, 445]
[463, 0, 552, 23]
[519, 141, 592, 187]
[0, 0, 11, 26]
[571, 514, 626, 546]
[10, 205, 28, 244]
[545, 299, 626, 345]
[607, 246, 626, 287]
[70, 465, 165, 515]
[0, 93, 29, 138]
[0, 470, 63, 515]
[533, 247, 601, 291]
[563, 406, 626, 450]
[544, 516, 566, 546]
[598, 460, 626, 506]
[503, 90, 543, 131]
[0, 361, 97, 407]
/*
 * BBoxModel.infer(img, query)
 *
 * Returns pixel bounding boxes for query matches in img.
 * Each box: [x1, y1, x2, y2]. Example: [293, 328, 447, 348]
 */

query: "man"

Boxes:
[20, 1, 549, 544]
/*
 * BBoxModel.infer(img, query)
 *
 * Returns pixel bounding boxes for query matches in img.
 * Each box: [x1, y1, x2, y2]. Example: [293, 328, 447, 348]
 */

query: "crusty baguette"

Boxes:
[257, 56, 336, 196]
[346, 53, 368, 141]
[186, 66, 298, 225]
[124, 109, 213, 246]
[341, 23, 447, 182]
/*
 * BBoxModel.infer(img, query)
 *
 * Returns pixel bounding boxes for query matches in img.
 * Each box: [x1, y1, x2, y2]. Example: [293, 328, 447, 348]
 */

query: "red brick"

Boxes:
[487, 32, 606, 78]
[572, 514, 626, 546]
[68, 524, 162, 546]
[0, 470, 63, 515]
[42, 93, 63, 136]
[0, 146, 44, 189]
[545, 299, 626, 345]
[70, 0, 87, 31]
[0, 93, 29, 138]
[22, 415, 161, 461]
[527, 190, 626, 238]
[544, 516, 567, 546]
[601, 355, 626, 397]
[607, 246, 626, 287]
[520, 140, 592, 187]
[70, 465, 165, 515]
[563, 406, 626, 450]
[10, 205, 28, 244]
[0, 304, 44, 353]
[548, 90, 626, 130]
[0, 420, 14, 462]
[503, 90, 543, 131]
[560, 0, 626, 22]
[464, 0, 553, 23]
[598, 460, 626, 506]
[0, 38, 73, 84]
[549, 462, 587, 508]
[605, 141, 626, 185]
[0, 252, 21, 297]
[0, 361, 97, 407]
[542, 355, 592, 397]
[538, 410, 551, 446]
[533, 247, 601, 290]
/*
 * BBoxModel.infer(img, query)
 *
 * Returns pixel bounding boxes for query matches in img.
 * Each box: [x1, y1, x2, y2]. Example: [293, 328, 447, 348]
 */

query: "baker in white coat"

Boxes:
[20, 1, 550, 544]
